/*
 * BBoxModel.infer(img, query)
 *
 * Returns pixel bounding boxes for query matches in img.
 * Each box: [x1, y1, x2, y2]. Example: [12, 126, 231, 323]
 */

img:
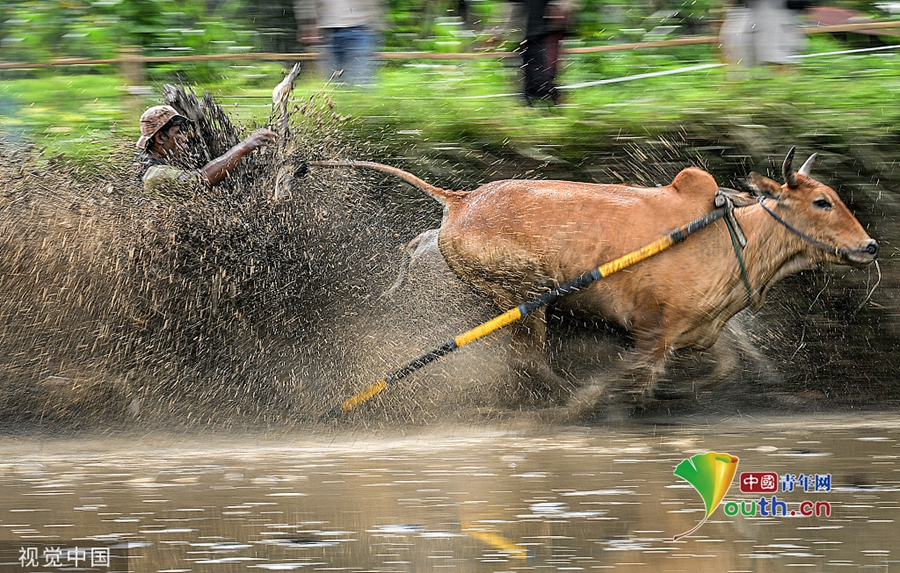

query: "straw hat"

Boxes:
[136, 105, 189, 150]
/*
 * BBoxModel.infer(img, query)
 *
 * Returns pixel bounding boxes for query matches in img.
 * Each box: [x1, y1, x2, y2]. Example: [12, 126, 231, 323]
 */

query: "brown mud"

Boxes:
[0, 90, 897, 432]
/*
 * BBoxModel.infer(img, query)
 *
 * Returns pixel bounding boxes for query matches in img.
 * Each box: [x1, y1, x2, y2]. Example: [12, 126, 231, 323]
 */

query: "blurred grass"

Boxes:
[1, 35, 899, 163]
[0, 73, 125, 153]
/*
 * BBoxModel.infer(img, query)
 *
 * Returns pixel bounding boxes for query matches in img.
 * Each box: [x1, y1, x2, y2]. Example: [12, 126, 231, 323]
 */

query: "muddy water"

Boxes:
[1, 415, 898, 572]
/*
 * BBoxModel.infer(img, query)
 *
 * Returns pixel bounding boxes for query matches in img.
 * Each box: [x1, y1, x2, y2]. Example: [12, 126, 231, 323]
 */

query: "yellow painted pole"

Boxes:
[340, 204, 729, 413]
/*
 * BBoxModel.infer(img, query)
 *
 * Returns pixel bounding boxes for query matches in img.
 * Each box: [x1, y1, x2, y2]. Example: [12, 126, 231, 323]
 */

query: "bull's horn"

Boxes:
[798, 153, 817, 177]
[782, 147, 799, 188]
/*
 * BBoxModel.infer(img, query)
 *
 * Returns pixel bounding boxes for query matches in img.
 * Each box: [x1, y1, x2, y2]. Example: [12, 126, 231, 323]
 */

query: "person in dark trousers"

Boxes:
[513, 0, 577, 105]
[136, 105, 276, 197]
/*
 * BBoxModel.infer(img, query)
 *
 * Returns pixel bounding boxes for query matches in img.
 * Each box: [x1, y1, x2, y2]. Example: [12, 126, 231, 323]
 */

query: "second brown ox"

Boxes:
[312, 150, 877, 407]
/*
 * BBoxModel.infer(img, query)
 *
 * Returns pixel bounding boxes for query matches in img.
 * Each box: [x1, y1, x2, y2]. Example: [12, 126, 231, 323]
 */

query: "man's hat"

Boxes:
[136, 105, 189, 149]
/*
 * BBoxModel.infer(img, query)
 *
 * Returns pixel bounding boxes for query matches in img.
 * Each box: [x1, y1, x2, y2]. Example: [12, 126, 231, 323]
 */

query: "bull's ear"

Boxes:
[747, 172, 784, 200]
[717, 186, 757, 207]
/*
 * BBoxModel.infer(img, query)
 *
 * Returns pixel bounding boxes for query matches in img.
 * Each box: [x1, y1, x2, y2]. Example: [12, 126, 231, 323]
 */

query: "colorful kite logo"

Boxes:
[673, 451, 739, 541]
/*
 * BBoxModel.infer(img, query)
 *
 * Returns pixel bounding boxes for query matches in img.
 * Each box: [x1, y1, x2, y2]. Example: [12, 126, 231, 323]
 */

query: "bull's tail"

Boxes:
[309, 160, 465, 203]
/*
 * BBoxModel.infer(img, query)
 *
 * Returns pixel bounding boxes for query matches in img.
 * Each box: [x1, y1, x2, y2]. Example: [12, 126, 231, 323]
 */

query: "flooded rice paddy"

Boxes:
[1, 415, 899, 572]
[3, 86, 900, 572]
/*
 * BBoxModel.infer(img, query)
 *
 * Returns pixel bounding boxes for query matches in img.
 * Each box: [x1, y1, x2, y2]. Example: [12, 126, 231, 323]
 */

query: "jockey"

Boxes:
[136, 105, 276, 197]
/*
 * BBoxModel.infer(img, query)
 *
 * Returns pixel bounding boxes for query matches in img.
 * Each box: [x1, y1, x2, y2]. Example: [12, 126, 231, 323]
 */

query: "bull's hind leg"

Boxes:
[501, 308, 573, 406]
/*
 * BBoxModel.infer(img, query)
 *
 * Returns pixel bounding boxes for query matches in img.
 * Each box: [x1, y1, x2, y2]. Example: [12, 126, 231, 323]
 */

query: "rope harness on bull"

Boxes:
[756, 196, 878, 259]
[713, 189, 879, 307]
[716, 191, 757, 306]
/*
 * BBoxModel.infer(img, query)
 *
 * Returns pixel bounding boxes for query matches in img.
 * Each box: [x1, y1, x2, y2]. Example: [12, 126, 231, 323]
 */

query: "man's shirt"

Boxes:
[141, 156, 203, 198]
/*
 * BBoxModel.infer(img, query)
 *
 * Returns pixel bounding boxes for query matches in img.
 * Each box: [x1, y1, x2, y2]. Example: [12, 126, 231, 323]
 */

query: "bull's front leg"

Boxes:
[565, 297, 673, 420]
[502, 307, 573, 406]
[619, 300, 674, 402]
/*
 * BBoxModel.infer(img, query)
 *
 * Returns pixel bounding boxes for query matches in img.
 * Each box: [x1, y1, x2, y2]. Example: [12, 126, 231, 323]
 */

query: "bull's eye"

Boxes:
[813, 198, 832, 210]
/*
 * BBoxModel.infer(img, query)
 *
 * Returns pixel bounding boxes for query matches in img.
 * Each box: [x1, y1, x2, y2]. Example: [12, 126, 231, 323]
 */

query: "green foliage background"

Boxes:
[3, 0, 893, 63]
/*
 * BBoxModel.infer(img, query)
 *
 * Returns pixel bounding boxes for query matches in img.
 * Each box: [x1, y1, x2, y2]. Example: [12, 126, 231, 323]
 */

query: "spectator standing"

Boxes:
[511, 0, 578, 105]
[294, 0, 386, 87]
[720, 0, 806, 71]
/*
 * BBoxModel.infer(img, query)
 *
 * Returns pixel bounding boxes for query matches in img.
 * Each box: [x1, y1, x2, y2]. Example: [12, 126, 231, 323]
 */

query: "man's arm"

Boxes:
[200, 128, 277, 187]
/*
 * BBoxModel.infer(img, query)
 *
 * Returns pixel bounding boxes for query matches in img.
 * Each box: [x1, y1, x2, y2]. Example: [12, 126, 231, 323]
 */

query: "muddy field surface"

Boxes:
[0, 89, 897, 430]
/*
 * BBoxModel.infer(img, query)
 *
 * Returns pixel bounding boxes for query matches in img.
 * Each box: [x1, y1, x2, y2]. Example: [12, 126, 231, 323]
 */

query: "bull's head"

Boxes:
[746, 148, 878, 267]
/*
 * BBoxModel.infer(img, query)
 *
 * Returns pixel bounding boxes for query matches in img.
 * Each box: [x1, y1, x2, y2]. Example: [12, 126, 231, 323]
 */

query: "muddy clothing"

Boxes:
[140, 156, 202, 198]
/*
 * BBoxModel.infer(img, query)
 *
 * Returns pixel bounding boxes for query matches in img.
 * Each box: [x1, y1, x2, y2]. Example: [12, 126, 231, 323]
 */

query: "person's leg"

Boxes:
[544, 32, 564, 103]
[343, 26, 378, 87]
[521, 35, 554, 104]
[324, 28, 350, 82]
[521, 37, 543, 104]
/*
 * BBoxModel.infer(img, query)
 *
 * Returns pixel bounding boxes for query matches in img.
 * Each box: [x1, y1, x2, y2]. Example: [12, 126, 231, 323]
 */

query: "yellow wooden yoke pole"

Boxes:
[340, 204, 730, 413]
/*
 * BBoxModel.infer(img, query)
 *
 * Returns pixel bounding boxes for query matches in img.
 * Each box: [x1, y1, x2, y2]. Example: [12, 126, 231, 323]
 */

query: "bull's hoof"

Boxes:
[561, 384, 619, 422]
[563, 378, 661, 422]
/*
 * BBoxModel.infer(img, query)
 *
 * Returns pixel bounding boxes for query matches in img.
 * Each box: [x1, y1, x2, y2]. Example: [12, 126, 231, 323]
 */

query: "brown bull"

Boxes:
[312, 149, 877, 407]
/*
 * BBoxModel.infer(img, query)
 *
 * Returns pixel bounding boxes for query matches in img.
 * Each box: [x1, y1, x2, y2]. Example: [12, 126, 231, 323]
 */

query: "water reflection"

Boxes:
[1, 415, 898, 571]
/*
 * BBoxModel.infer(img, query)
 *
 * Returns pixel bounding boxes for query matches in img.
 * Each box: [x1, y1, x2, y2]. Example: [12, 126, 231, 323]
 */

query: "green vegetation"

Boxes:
[3, 35, 900, 167]
[367, 39, 899, 153]
[3, 0, 899, 164]
[1, 0, 264, 62]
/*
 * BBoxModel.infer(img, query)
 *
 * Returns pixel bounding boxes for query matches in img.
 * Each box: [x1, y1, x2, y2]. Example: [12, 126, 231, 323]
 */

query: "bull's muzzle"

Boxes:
[846, 239, 879, 265]
[866, 240, 879, 257]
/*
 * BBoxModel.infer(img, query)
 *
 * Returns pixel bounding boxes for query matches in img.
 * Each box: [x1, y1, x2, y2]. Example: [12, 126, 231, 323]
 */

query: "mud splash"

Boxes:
[0, 86, 445, 430]
[0, 88, 895, 431]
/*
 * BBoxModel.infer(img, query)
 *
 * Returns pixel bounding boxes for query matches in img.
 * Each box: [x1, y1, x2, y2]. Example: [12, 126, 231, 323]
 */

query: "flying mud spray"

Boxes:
[0, 79, 525, 430]
[0, 79, 893, 432]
